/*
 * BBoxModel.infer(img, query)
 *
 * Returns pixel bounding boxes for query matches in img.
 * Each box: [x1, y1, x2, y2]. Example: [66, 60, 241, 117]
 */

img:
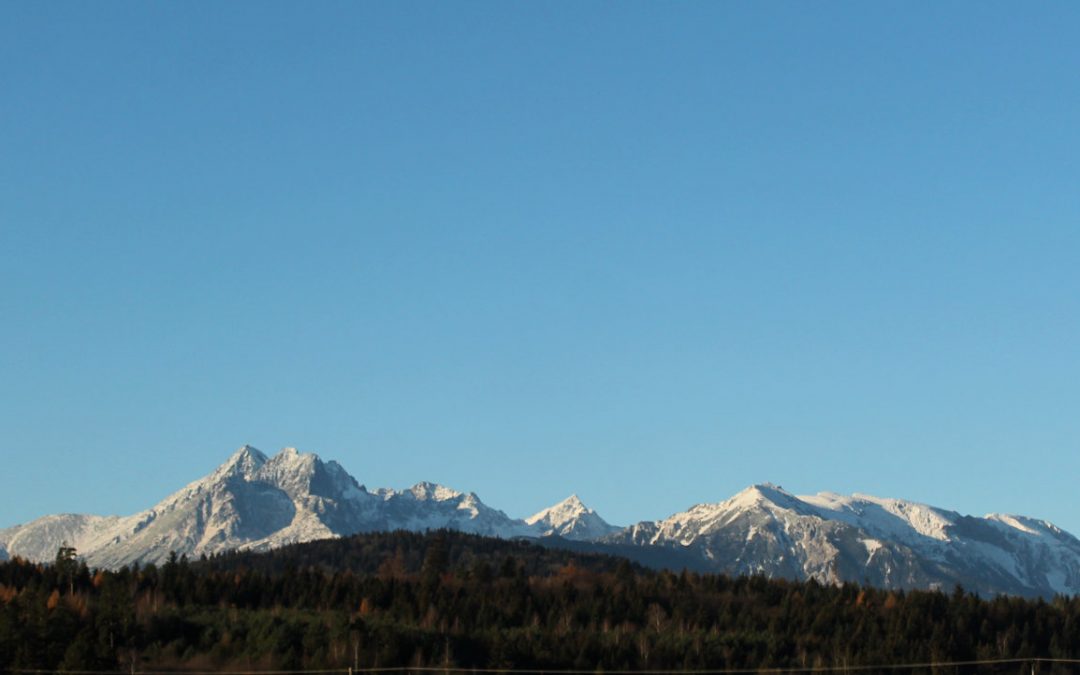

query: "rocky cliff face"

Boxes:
[4, 450, 1079, 598]
[603, 483, 1080, 597]
[526, 494, 620, 540]
[0, 446, 610, 568]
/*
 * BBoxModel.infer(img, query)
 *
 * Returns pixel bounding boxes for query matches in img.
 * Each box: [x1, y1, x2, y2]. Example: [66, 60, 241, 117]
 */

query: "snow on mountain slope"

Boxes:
[800, 491, 957, 543]
[6, 449, 1080, 598]
[526, 495, 620, 540]
[53, 445, 342, 568]
[373, 482, 534, 537]
[0, 446, 535, 568]
[604, 484, 1080, 597]
[0, 514, 123, 563]
[606, 484, 913, 585]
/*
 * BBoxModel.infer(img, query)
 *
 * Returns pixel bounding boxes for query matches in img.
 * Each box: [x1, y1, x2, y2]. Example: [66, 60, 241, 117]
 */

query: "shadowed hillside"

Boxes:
[2, 530, 1080, 673]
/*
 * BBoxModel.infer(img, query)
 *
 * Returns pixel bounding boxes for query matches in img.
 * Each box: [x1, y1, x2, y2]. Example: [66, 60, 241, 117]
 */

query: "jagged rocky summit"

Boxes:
[2, 448, 1079, 598]
[526, 494, 621, 540]
[0, 446, 611, 569]
[604, 482, 1080, 597]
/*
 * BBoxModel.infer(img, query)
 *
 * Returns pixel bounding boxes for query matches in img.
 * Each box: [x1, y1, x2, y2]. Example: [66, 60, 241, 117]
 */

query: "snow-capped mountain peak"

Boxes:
[986, 513, 1071, 540]
[211, 444, 268, 480]
[526, 494, 585, 523]
[406, 481, 464, 502]
[637, 483, 817, 547]
[6, 447, 1080, 599]
[800, 491, 957, 543]
[0, 447, 531, 568]
[527, 494, 619, 541]
[728, 483, 806, 513]
[255, 447, 326, 495]
[603, 486, 1080, 598]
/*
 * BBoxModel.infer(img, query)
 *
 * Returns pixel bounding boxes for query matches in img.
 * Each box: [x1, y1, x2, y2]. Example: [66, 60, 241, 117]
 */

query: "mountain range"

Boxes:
[2, 445, 1078, 598]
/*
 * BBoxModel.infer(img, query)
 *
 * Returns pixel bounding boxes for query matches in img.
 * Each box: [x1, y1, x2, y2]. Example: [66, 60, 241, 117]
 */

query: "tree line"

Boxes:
[1, 530, 1078, 673]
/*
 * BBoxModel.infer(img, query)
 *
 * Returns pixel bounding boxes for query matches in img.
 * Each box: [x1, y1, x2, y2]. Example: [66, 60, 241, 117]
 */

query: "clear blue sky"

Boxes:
[2, 2, 1079, 533]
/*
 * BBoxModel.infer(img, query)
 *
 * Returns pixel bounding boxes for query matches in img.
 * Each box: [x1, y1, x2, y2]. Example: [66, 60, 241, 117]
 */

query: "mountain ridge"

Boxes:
[0, 446, 615, 569]
[602, 482, 1080, 597]
[2, 446, 1077, 598]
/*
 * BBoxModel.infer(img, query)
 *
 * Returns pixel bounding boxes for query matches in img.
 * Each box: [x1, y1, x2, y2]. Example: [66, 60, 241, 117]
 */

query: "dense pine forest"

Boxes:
[2, 530, 1080, 673]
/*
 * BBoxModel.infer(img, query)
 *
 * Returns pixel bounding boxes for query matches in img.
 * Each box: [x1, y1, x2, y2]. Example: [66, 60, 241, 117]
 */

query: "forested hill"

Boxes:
[193, 528, 642, 577]
[2, 530, 1080, 673]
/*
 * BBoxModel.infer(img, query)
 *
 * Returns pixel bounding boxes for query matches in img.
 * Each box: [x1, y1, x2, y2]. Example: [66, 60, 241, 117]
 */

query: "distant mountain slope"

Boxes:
[4, 448, 1080, 597]
[0, 513, 122, 564]
[194, 528, 640, 578]
[0, 446, 611, 569]
[604, 483, 1080, 597]
[526, 495, 620, 540]
[372, 482, 535, 538]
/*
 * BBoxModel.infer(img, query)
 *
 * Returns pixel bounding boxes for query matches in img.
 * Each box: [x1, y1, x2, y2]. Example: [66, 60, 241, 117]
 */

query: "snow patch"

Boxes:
[861, 538, 883, 556]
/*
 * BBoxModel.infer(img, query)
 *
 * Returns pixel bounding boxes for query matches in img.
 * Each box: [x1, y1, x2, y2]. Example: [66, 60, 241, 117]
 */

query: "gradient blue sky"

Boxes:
[2, 2, 1079, 533]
